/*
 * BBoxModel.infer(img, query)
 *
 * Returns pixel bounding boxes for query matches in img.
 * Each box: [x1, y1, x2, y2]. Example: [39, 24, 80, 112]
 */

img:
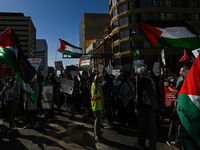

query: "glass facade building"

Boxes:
[109, 0, 200, 72]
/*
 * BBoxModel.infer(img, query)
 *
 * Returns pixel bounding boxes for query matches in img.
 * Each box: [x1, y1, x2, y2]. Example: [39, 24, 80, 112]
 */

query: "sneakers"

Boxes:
[104, 124, 113, 129]
[24, 123, 32, 129]
[103, 122, 109, 126]
[166, 141, 181, 150]
[34, 122, 39, 129]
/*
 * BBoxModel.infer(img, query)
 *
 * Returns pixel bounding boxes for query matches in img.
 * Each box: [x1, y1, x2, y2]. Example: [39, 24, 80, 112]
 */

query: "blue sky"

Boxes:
[1, 0, 109, 67]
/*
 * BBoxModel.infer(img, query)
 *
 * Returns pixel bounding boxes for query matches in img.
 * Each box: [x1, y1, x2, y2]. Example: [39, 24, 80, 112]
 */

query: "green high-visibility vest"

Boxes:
[91, 82, 102, 111]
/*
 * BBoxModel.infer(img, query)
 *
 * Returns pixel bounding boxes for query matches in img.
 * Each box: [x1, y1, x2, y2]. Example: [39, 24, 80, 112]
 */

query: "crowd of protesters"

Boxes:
[0, 64, 198, 150]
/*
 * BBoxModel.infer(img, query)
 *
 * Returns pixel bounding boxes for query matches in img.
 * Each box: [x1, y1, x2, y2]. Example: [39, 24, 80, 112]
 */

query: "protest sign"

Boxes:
[112, 69, 120, 77]
[135, 60, 144, 73]
[153, 62, 160, 76]
[105, 65, 113, 74]
[28, 58, 42, 72]
[60, 78, 74, 95]
[192, 48, 200, 58]
[54, 61, 63, 70]
[42, 85, 53, 109]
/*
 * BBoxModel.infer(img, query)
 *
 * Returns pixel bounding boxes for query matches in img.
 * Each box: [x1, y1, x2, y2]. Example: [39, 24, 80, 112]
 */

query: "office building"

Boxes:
[109, 0, 200, 72]
[79, 13, 110, 54]
[36, 39, 48, 73]
[0, 12, 36, 58]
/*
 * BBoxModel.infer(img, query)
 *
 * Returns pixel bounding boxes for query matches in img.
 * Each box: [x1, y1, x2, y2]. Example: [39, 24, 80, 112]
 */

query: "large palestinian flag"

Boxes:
[177, 54, 200, 148]
[58, 39, 82, 58]
[0, 28, 36, 103]
[137, 20, 200, 49]
[179, 49, 195, 66]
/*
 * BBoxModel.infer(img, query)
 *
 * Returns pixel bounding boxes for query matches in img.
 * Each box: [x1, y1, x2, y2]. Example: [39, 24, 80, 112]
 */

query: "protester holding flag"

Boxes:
[164, 65, 190, 150]
[176, 55, 200, 149]
[0, 77, 18, 133]
[0, 28, 36, 104]
[134, 67, 157, 150]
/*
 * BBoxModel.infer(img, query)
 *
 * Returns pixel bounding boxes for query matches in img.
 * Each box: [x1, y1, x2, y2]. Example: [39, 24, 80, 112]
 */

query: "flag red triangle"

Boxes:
[58, 39, 67, 51]
[179, 54, 200, 96]
[0, 28, 16, 49]
[137, 21, 163, 48]
[179, 49, 193, 62]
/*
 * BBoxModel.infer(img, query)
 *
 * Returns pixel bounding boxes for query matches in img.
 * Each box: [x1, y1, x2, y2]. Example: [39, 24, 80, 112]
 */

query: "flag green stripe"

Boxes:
[156, 37, 200, 49]
[0, 47, 36, 103]
[177, 94, 200, 148]
[79, 65, 89, 71]
[59, 49, 82, 57]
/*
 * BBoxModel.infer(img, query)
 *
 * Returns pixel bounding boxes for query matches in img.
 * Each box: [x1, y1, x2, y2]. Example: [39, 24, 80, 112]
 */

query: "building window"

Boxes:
[141, 0, 153, 7]
[190, 14, 200, 21]
[141, 13, 154, 20]
[118, 4, 127, 14]
[167, 13, 177, 20]
[155, 13, 166, 20]
[165, 0, 177, 6]
[112, 21, 118, 30]
[134, 41, 143, 50]
[119, 16, 128, 26]
[177, 0, 188, 7]
[120, 30, 129, 39]
[179, 13, 190, 21]
[194, 27, 200, 34]
[121, 57, 130, 65]
[112, 8, 118, 18]
[113, 46, 119, 53]
[129, 1, 140, 9]
[143, 41, 151, 49]
[120, 43, 131, 52]
[153, 0, 165, 6]
[130, 14, 141, 23]
[113, 33, 118, 42]
[111, 0, 121, 6]
[189, 1, 199, 7]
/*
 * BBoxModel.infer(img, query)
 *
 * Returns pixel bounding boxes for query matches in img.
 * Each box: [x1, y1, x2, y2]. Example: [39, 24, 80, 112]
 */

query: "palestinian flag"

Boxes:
[179, 49, 195, 66]
[137, 20, 200, 49]
[177, 54, 200, 148]
[78, 54, 91, 71]
[0, 28, 36, 103]
[58, 39, 82, 58]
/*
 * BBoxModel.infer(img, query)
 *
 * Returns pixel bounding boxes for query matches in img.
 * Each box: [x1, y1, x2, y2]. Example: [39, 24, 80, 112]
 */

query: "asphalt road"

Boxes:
[0, 105, 175, 150]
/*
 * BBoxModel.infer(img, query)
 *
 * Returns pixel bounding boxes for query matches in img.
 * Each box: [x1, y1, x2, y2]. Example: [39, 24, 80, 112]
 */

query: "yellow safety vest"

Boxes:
[91, 82, 102, 111]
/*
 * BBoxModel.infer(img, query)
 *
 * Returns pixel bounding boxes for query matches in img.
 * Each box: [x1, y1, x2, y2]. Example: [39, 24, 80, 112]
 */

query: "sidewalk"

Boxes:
[0, 105, 174, 150]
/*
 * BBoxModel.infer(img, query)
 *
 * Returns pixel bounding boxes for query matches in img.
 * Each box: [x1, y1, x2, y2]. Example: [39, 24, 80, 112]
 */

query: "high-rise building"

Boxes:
[36, 39, 48, 73]
[109, 0, 200, 72]
[79, 13, 110, 54]
[0, 12, 36, 58]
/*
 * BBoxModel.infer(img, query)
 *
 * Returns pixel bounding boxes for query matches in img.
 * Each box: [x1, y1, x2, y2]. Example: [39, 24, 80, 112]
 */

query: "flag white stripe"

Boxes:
[156, 27, 197, 39]
[66, 45, 82, 54]
[188, 95, 200, 110]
